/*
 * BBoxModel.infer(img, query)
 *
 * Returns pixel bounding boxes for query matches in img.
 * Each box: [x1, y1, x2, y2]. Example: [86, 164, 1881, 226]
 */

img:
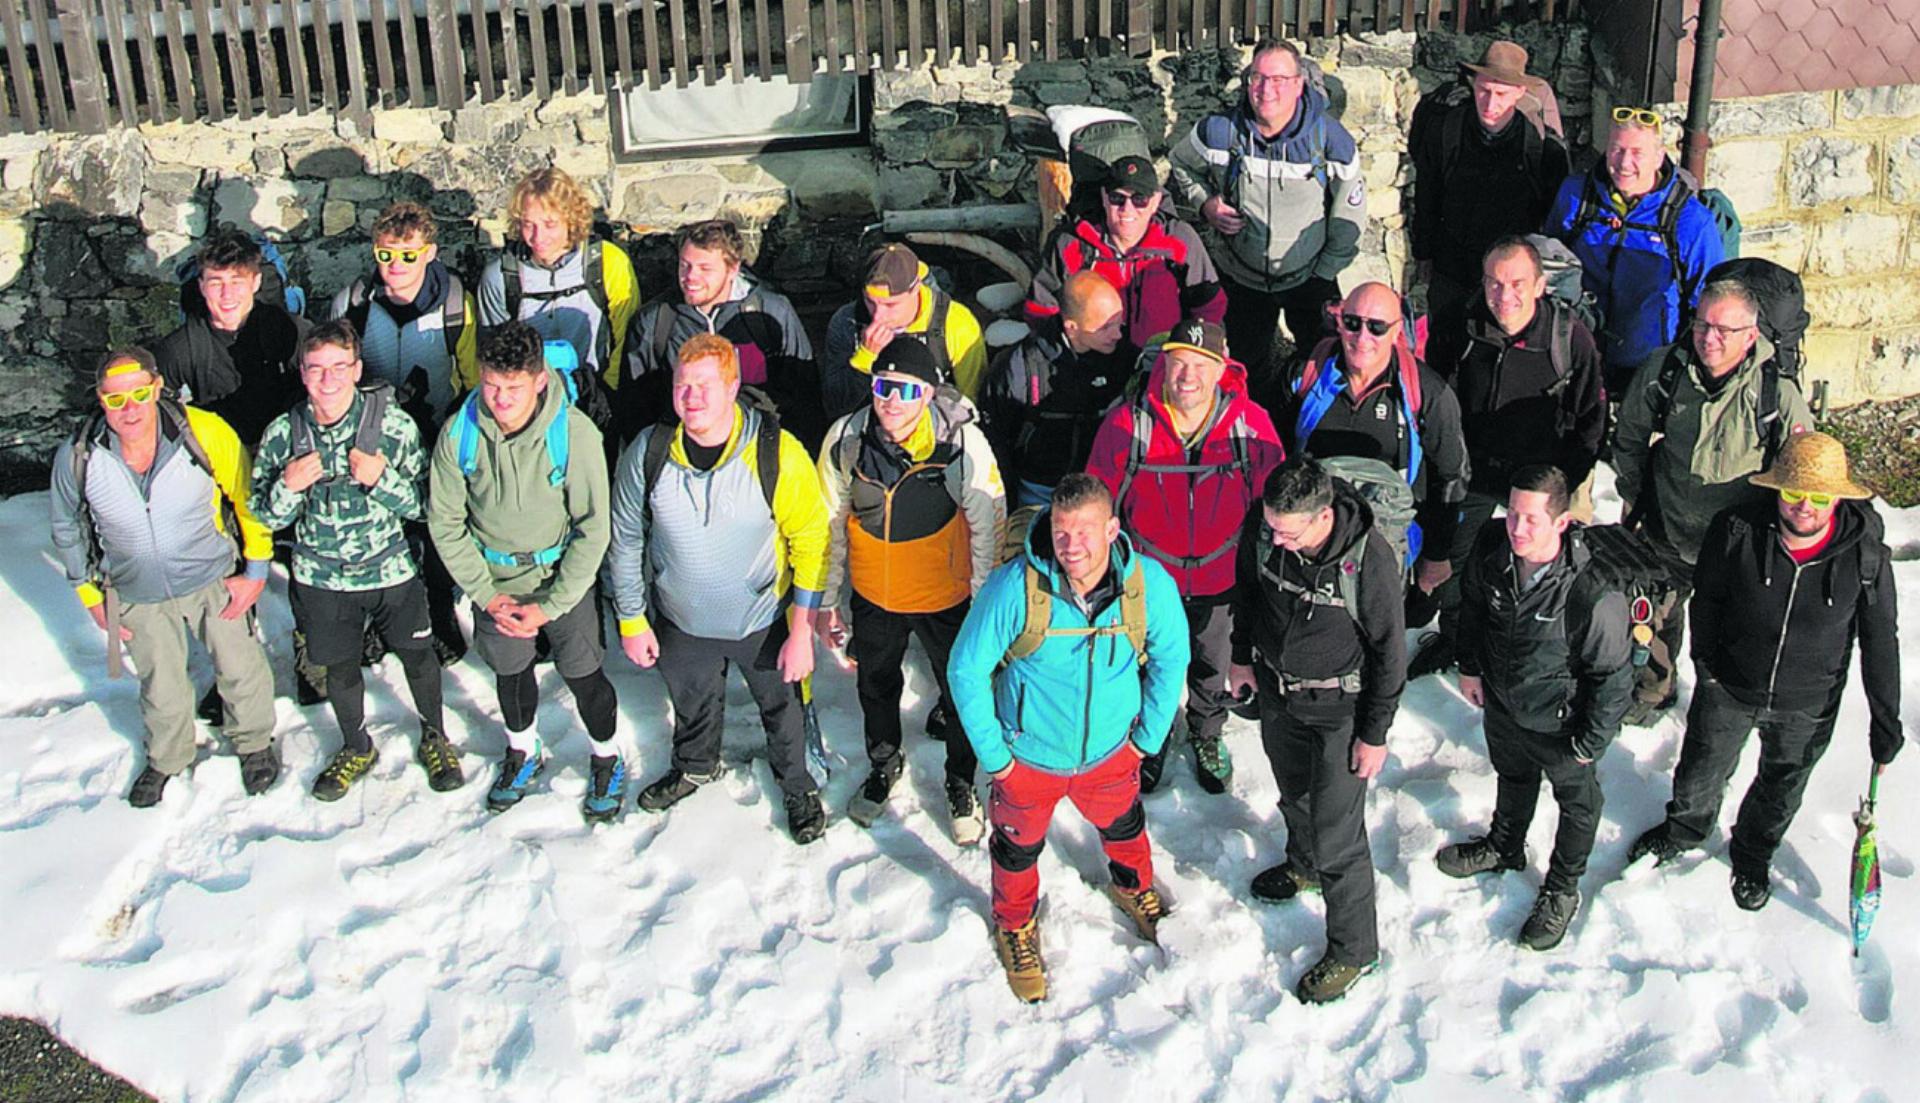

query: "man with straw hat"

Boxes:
[1625, 432, 1902, 911]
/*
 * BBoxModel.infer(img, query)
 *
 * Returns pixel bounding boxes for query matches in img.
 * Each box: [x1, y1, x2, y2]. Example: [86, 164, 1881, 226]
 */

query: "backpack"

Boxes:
[499, 236, 632, 374]
[1291, 339, 1427, 567]
[1525, 232, 1603, 336]
[1046, 105, 1155, 217]
[177, 233, 307, 320]
[638, 386, 784, 533]
[342, 272, 468, 361]
[1003, 553, 1148, 668]
[1569, 167, 1739, 305]
[1571, 522, 1676, 665]
[453, 340, 581, 485]
[1111, 388, 1262, 572]
[1700, 256, 1809, 381]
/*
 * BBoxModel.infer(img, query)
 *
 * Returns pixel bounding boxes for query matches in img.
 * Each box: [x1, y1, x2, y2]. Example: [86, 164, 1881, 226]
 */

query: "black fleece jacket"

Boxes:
[1453, 300, 1606, 495]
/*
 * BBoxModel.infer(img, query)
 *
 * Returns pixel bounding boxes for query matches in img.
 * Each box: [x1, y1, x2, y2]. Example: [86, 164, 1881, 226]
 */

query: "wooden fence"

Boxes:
[0, 0, 1580, 134]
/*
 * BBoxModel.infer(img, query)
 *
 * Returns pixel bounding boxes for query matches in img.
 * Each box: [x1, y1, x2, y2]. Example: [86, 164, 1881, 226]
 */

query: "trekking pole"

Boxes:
[104, 588, 124, 679]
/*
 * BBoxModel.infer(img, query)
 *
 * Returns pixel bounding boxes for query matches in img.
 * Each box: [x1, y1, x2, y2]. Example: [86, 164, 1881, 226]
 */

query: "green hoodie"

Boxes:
[427, 367, 610, 617]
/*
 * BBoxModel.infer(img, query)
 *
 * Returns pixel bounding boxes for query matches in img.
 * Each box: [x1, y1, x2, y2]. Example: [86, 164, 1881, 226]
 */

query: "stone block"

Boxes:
[550, 144, 613, 193]
[322, 199, 357, 236]
[1788, 137, 1875, 207]
[1028, 81, 1095, 108]
[252, 146, 287, 175]
[138, 169, 205, 239]
[783, 152, 880, 220]
[29, 220, 104, 298]
[326, 176, 388, 203]
[140, 124, 256, 173]
[927, 123, 1005, 168]
[877, 165, 947, 210]
[1838, 85, 1920, 121]
[1336, 66, 1400, 131]
[1803, 330, 1867, 405]
[284, 141, 368, 179]
[1343, 30, 1417, 70]
[0, 151, 37, 194]
[873, 69, 942, 112]
[718, 188, 790, 227]
[0, 217, 30, 288]
[1709, 92, 1834, 139]
[1737, 220, 1810, 271]
[33, 131, 149, 220]
[1889, 134, 1920, 204]
[373, 107, 449, 144]
[402, 144, 550, 219]
[622, 172, 729, 225]
[212, 176, 323, 236]
[1806, 279, 1920, 329]
[1860, 330, 1920, 400]
[1809, 212, 1905, 277]
[1704, 139, 1785, 217]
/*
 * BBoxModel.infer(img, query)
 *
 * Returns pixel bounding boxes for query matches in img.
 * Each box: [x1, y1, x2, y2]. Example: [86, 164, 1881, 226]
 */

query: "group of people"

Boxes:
[47, 35, 1902, 1008]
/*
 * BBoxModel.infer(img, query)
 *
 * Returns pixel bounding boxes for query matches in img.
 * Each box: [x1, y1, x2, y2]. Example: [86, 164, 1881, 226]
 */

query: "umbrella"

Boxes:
[800, 674, 833, 786]
[1850, 768, 1883, 957]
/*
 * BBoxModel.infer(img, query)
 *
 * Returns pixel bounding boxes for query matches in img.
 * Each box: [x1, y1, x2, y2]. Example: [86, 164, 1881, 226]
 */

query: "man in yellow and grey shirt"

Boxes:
[820, 243, 989, 420]
[49, 348, 280, 807]
[608, 334, 833, 844]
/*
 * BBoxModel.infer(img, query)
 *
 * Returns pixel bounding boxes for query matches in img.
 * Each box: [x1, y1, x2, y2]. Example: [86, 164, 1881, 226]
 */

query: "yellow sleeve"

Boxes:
[770, 429, 830, 603]
[189, 408, 274, 562]
[602, 242, 641, 386]
[454, 292, 480, 394]
[618, 614, 652, 636]
[946, 302, 989, 400]
[76, 582, 104, 608]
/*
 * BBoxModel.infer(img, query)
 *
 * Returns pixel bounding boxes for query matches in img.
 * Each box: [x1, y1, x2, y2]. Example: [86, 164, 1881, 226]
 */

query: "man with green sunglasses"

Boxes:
[1626, 432, 1902, 913]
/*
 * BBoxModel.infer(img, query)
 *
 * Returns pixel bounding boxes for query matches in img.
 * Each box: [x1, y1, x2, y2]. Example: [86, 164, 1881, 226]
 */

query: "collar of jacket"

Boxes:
[1231, 87, 1330, 158]
[1466, 297, 1555, 349]
[1023, 506, 1140, 595]
[670, 404, 748, 467]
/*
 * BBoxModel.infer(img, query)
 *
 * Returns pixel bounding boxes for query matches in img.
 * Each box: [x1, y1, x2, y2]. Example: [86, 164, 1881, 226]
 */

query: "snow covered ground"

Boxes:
[1, 473, 1914, 1102]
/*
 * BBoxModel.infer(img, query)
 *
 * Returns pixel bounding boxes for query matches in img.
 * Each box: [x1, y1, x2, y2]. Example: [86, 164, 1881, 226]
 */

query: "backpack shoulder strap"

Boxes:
[1005, 563, 1053, 662]
[649, 302, 676, 372]
[1858, 526, 1884, 609]
[499, 249, 523, 320]
[1336, 535, 1365, 626]
[926, 290, 954, 378]
[583, 239, 612, 316]
[355, 383, 392, 456]
[640, 420, 674, 524]
[442, 271, 467, 356]
[289, 400, 316, 457]
[454, 392, 485, 477]
[1120, 557, 1148, 666]
[1114, 396, 1152, 509]
[1548, 304, 1577, 433]
[752, 402, 781, 511]
[1650, 348, 1686, 435]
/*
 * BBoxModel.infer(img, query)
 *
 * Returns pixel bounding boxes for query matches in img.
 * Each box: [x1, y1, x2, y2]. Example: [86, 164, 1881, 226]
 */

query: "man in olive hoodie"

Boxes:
[428, 322, 622, 822]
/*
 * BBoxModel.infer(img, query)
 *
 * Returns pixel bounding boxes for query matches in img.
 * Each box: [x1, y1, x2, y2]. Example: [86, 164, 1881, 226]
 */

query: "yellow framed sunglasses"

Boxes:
[374, 246, 428, 264]
[98, 383, 159, 410]
[1612, 106, 1662, 128]
[1779, 489, 1835, 508]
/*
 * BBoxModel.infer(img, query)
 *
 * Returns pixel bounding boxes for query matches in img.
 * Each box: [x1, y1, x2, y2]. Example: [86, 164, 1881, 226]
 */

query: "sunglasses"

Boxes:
[872, 376, 928, 402]
[1779, 489, 1835, 508]
[374, 246, 428, 265]
[1339, 315, 1398, 337]
[1612, 106, 1663, 128]
[99, 384, 159, 410]
[1103, 189, 1153, 210]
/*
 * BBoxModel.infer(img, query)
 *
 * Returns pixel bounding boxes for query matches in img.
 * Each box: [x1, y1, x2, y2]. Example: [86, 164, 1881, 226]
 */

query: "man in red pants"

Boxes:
[948, 474, 1192, 1002]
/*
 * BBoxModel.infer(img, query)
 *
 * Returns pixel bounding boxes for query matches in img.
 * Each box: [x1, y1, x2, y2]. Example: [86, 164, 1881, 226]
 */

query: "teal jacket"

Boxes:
[948, 509, 1190, 776]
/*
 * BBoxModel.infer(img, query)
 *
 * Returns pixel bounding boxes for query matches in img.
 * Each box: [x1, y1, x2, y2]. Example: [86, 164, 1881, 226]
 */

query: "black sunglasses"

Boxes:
[1340, 315, 1398, 337]
[1102, 189, 1153, 210]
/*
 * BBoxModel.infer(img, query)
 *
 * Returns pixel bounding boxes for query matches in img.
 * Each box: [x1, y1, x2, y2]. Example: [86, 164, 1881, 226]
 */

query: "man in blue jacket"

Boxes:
[949, 473, 1190, 1003]
[1544, 109, 1724, 396]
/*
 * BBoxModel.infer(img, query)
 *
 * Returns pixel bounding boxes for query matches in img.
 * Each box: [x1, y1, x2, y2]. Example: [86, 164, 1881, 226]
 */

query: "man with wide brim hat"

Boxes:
[1624, 431, 1903, 912]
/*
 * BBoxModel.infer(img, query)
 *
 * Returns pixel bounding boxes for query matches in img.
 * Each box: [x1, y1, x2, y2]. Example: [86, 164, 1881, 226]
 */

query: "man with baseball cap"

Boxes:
[1088, 316, 1283, 793]
[1409, 40, 1570, 376]
[821, 243, 989, 421]
[1027, 155, 1227, 356]
[50, 348, 281, 806]
[1626, 432, 1902, 912]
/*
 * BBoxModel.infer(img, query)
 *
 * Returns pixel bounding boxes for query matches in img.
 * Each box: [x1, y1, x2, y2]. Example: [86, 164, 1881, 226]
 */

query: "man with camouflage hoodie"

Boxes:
[252, 321, 459, 800]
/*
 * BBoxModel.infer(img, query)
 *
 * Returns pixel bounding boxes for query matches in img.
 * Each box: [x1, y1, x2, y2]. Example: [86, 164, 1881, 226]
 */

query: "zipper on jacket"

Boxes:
[1762, 552, 1804, 708]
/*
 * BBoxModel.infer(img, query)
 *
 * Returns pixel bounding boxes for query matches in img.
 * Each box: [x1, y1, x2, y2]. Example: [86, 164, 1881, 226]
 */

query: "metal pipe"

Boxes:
[879, 205, 1039, 235]
[1681, 0, 1725, 181]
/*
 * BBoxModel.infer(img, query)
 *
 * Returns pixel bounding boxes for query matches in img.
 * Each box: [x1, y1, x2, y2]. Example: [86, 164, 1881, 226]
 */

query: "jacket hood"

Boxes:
[1319, 487, 1375, 564]
[1022, 505, 1140, 587]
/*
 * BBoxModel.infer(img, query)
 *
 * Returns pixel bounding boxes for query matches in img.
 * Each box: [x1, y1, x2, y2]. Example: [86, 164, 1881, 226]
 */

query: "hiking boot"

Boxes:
[582, 754, 626, 824]
[127, 766, 169, 808]
[785, 792, 826, 845]
[924, 701, 951, 742]
[1406, 631, 1458, 680]
[197, 687, 224, 727]
[1622, 694, 1675, 728]
[1295, 953, 1375, 1005]
[1436, 835, 1526, 879]
[846, 757, 904, 828]
[1138, 745, 1168, 794]
[1191, 735, 1232, 794]
[1731, 871, 1772, 912]
[1626, 824, 1685, 867]
[1518, 889, 1581, 951]
[239, 745, 281, 796]
[1250, 861, 1321, 903]
[416, 725, 464, 792]
[993, 918, 1047, 1003]
[1106, 883, 1171, 943]
[311, 744, 378, 802]
[947, 776, 985, 847]
[486, 742, 545, 813]
[637, 765, 724, 812]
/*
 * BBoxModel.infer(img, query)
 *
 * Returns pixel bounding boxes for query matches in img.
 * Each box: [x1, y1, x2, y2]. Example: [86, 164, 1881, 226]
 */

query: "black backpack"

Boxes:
[1699, 257, 1809, 382]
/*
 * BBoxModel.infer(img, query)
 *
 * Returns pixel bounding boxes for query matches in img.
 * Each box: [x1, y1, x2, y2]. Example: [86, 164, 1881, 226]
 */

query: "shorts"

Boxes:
[290, 577, 433, 666]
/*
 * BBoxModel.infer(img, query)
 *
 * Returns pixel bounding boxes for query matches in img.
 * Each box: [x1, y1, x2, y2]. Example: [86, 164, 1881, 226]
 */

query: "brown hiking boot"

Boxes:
[1106, 883, 1170, 943]
[1295, 952, 1376, 1005]
[993, 918, 1047, 1003]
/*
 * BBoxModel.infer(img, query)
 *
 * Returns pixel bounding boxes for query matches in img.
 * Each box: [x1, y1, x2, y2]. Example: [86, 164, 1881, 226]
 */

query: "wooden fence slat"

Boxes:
[752, 0, 769, 78]
[697, 0, 715, 83]
[219, 0, 251, 118]
[1042, 0, 1054, 59]
[1322, 0, 1335, 38]
[1127, 0, 1149, 55]
[1400, 0, 1415, 32]
[1217, 0, 1231, 49]
[881, 0, 897, 69]
[28, 0, 71, 128]
[1295, 0, 1309, 38]
[1186, 0, 1200, 46]
[1069, 0, 1081, 43]
[1543, 0, 1556, 20]
[255, 0, 286, 113]
[101, 0, 140, 126]
[182, 0, 222, 120]
[1165, 0, 1177, 51]
[130, 0, 166, 123]
[723, 0, 743, 81]
[1454, 0, 1466, 31]
[468, 0, 496, 100]
[822, 0, 839, 73]
[907, 0, 920, 68]
[1241, 0, 1256, 41]
[340, 0, 370, 112]
[987, 0, 1001, 64]
[0, 0, 35, 129]
[309, 0, 338, 110]
[851, 0, 868, 73]
[788, 0, 816, 77]
[54, 0, 104, 130]
[526, 0, 549, 96]
[426, 0, 463, 108]
[613, 0, 634, 88]
[584, 0, 606, 92]
[1096, 0, 1113, 46]
[934, 0, 950, 67]
[275, 0, 305, 113]
[497, 0, 521, 98]
[367, 0, 395, 105]
[554, 0, 578, 93]
[1014, 0, 1028, 61]
[395, 0, 424, 102]
[961, 0, 977, 66]
[664, 0, 687, 87]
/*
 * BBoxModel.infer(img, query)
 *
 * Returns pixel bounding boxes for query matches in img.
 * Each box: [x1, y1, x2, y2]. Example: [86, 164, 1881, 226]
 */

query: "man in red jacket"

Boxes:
[1027, 156, 1228, 356]
[1087, 317, 1284, 793]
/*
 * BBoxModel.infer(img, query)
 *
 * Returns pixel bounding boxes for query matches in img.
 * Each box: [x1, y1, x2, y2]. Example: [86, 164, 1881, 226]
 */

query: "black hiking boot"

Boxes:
[846, 757, 904, 828]
[1139, 744, 1168, 794]
[1626, 824, 1685, 867]
[924, 701, 951, 742]
[239, 745, 281, 796]
[1731, 871, 1772, 911]
[312, 744, 378, 802]
[416, 725, 464, 792]
[582, 754, 627, 824]
[1406, 632, 1458, 680]
[1250, 861, 1321, 903]
[785, 792, 826, 845]
[1435, 835, 1526, 878]
[127, 766, 169, 808]
[638, 765, 724, 812]
[1518, 889, 1581, 951]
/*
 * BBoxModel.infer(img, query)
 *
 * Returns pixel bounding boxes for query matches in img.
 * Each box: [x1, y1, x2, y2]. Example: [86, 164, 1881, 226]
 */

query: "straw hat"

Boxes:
[1749, 431, 1875, 500]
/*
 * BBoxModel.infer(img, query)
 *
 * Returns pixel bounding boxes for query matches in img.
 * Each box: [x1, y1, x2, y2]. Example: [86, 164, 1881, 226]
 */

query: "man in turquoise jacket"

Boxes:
[949, 473, 1190, 1003]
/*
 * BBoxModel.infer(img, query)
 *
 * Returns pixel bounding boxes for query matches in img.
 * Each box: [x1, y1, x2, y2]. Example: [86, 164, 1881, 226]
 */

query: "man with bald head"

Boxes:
[983, 271, 1134, 508]
[1280, 281, 1470, 600]
[1545, 110, 1725, 395]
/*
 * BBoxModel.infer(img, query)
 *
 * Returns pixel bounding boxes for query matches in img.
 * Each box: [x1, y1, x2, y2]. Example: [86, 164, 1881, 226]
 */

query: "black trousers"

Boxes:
[1636, 534, 1696, 708]
[849, 593, 975, 783]
[1223, 274, 1342, 404]
[1484, 705, 1603, 894]
[1434, 491, 1502, 641]
[1178, 598, 1235, 744]
[1257, 668, 1378, 966]
[1662, 678, 1839, 879]
[655, 615, 815, 798]
[290, 578, 444, 752]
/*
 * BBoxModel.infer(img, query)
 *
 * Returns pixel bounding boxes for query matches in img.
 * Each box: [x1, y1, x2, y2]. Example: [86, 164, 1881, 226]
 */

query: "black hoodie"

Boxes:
[153, 300, 307, 449]
[1230, 488, 1407, 745]
[1691, 498, 1903, 763]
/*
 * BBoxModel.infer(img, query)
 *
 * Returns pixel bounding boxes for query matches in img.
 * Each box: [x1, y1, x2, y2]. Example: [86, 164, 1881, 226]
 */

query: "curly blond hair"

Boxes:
[507, 167, 596, 251]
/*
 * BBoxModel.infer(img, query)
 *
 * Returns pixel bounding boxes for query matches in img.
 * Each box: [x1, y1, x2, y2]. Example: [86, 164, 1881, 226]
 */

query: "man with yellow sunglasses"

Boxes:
[49, 349, 281, 807]
[1626, 432, 1902, 912]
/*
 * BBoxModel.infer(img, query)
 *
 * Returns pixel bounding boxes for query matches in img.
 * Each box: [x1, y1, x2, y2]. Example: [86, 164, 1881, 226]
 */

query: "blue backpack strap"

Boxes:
[455, 392, 482, 477]
[541, 340, 578, 487]
[1292, 351, 1345, 447]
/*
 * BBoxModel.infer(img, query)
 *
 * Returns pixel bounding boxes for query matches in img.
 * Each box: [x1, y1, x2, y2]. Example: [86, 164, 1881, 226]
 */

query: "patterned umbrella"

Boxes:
[1851, 769, 1883, 957]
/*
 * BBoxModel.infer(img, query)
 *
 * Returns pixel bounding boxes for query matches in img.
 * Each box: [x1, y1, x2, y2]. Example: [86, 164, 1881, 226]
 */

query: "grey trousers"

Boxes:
[119, 578, 276, 775]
